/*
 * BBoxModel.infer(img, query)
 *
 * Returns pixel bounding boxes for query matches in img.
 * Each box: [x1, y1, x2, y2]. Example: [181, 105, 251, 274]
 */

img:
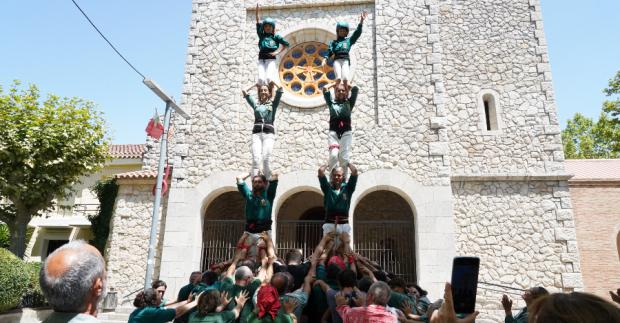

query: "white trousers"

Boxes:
[257, 59, 278, 86]
[328, 130, 352, 178]
[251, 132, 275, 179]
[333, 59, 350, 81]
[322, 223, 351, 236]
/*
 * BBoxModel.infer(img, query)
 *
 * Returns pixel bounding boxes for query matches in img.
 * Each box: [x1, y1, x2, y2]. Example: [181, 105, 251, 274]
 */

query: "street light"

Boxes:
[142, 78, 190, 290]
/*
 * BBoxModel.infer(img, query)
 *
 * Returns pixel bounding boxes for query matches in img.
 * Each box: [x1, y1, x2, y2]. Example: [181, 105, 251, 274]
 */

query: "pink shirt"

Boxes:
[336, 304, 398, 323]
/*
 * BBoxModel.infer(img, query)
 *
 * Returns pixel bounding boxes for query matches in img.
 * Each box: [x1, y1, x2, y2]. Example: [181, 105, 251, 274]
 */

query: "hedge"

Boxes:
[0, 248, 29, 313]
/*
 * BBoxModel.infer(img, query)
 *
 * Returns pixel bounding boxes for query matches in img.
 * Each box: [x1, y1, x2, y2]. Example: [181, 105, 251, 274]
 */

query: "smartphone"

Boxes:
[451, 256, 480, 314]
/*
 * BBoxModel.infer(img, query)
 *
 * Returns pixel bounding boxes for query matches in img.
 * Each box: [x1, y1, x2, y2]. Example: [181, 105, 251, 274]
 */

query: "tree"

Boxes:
[562, 112, 619, 159]
[0, 81, 109, 257]
[603, 70, 620, 123]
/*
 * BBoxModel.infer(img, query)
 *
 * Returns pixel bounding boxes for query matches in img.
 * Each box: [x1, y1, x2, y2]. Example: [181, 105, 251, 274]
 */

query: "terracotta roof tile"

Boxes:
[108, 144, 146, 159]
[114, 169, 157, 179]
[565, 159, 620, 181]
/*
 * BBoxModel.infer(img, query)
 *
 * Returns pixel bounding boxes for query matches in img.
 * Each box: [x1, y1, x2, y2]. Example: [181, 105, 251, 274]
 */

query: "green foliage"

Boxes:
[22, 261, 46, 308]
[603, 70, 620, 122]
[0, 81, 110, 257]
[0, 248, 29, 312]
[89, 178, 119, 255]
[0, 223, 9, 248]
[562, 112, 620, 159]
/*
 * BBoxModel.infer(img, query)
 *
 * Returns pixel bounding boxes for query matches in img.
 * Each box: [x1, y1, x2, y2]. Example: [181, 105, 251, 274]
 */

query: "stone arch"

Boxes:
[353, 190, 417, 282]
[276, 189, 325, 260]
[200, 189, 245, 271]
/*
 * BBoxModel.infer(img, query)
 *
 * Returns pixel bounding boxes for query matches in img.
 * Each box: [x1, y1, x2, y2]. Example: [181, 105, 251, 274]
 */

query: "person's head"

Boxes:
[252, 174, 268, 193]
[151, 280, 167, 299]
[39, 240, 106, 315]
[367, 281, 391, 306]
[202, 271, 219, 286]
[523, 286, 550, 306]
[326, 263, 343, 282]
[529, 292, 620, 323]
[234, 266, 254, 286]
[238, 259, 258, 274]
[133, 288, 161, 308]
[330, 167, 345, 188]
[358, 276, 373, 293]
[197, 289, 221, 316]
[189, 271, 202, 284]
[271, 272, 291, 295]
[258, 85, 271, 103]
[406, 283, 427, 299]
[373, 270, 389, 282]
[388, 278, 406, 294]
[338, 269, 357, 289]
[336, 22, 349, 38]
[334, 84, 349, 102]
[262, 18, 276, 34]
[285, 249, 303, 265]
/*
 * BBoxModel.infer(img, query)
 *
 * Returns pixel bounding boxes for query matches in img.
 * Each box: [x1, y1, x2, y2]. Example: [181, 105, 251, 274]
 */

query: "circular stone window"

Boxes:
[276, 26, 356, 108]
[279, 42, 336, 98]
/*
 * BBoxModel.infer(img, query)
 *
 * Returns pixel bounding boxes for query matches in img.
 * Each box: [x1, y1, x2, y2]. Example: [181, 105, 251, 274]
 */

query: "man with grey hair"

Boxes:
[336, 281, 397, 322]
[40, 240, 106, 323]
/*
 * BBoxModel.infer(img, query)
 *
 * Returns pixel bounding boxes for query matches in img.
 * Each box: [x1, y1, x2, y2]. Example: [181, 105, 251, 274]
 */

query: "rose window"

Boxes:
[279, 41, 336, 97]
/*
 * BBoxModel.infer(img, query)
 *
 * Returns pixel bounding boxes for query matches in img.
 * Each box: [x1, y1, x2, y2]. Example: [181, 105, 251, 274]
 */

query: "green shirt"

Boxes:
[323, 86, 359, 120]
[128, 306, 176, 323]
[322, 24, 363, 60]
[238, 180, 278, 223]
[178, 283, 196, 302]
[219, 277, 262, 323]
[245, 88, 283, 125]
[192, 282, 220, 295]
[319, 175, 357, 215]
[387, 291, 410, 311]
[189, 311, 236, 323]
[256, 23, 290, 57]
[246, 311, 294, 323]
[505, 307, 528, 323]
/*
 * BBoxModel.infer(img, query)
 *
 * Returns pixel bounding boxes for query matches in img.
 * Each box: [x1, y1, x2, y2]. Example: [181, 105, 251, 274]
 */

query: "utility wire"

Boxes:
[479, 281, 527, 292]
[70, 0, 146, 79]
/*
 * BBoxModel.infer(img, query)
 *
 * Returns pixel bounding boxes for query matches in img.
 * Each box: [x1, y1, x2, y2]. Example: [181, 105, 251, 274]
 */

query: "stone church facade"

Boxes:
[104, 0, 583, 320]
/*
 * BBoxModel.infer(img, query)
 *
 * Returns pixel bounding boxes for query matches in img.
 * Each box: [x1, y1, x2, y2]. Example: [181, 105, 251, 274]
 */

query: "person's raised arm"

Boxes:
[429, 283, 478, 323]
[271, 82, 283, 113]
[322, 87, 333, 110]
[255, 4, 260, 24]
[237, 172, 252, 198]
[348, 85, 359, 109]
[267, 172, 279, 202]
[174, 291, 203, 318]
[230, 290, 249, 319]
[225, 234, 249, 279]
[256, 232, 275, 282]
[350, 12, 367, 45]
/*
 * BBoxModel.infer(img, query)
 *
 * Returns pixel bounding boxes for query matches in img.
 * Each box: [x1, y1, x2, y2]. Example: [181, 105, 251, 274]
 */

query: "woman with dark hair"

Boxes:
[189, 289, 249, 323]
[529, 291, 620, 323]
[406, 283, 430, 314]
[129, 288, 201, 323]
[152, 280, 169, 307]
[501, 286, 549, 323]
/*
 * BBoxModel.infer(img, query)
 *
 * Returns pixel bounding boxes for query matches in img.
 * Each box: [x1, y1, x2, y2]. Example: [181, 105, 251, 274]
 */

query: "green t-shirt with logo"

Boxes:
[128, 306, 176, 323]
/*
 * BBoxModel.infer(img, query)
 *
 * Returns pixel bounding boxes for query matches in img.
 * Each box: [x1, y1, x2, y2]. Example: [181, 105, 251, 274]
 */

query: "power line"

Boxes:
[70, 0, 146, 79]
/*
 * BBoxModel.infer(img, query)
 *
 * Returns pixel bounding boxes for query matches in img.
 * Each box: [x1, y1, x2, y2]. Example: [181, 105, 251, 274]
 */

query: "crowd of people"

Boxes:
[37, 238, 620, 323]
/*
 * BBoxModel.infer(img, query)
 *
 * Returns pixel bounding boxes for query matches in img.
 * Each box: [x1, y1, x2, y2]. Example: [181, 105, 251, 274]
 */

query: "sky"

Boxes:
[0, 1, 618, 144]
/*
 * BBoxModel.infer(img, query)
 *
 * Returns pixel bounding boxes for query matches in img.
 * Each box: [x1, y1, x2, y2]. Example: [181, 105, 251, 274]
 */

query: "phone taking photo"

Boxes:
[451, 256, 480, 314]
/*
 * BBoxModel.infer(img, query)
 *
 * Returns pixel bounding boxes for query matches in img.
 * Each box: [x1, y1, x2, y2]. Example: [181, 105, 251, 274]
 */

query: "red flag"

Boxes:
[145, 111, 164, 139]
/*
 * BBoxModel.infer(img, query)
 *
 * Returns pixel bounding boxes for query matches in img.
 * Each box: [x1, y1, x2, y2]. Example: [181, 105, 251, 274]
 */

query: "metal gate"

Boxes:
[354, 220, 416, 283]
[201, 219, 245, 271]
[276, 220, 323, 260]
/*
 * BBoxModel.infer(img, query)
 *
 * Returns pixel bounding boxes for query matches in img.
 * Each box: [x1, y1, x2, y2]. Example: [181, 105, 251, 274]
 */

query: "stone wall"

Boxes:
[440, 0, 565, 175]
[105, 181, 167, 306]
[452, 179, 582, 321]
[570, 183, 620, 300]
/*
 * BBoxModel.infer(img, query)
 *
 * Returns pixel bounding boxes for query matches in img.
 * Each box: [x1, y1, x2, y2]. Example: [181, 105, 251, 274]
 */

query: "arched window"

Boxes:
[478, 90, 501, 132]
[201, 191, 245, 271]
[277, 191, 325, 259]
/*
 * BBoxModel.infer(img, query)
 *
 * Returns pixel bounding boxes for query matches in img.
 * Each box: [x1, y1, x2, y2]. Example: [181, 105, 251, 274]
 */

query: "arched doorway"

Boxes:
[201, 191, 245, 271]
[353, 191, 416, 282]
[276, 191, 324, 260]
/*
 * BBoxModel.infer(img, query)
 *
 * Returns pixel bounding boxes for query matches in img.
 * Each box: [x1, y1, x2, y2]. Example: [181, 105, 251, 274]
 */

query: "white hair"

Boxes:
[368, 281, 391, 306]
[39, 240, 106, 312]
[234, 266, 253, 281]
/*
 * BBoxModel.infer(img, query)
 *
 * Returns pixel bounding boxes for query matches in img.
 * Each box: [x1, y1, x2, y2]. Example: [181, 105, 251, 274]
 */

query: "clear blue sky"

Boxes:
[1, 1, 618, 144]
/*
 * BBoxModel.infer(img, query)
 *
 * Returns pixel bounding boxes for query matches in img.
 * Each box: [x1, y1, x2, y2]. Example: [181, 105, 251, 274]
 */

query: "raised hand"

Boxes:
[401, 299, 414, 316]
[610, 288, 620, 304]
[430, 283, 479, 323]
[360, 11, 368, 24]
[501, 294, 512, 313]
[220, 291, 231, 307]
[283, 298, 298, 314]
[236, 290, 249, 307]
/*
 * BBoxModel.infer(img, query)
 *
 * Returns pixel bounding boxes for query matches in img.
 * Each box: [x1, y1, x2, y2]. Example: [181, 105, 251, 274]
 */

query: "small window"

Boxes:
[479, 91, 500, 132]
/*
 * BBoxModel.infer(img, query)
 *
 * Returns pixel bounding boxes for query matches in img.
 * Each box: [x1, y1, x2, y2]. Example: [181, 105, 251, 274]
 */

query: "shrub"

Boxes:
[21, 261, 46, 308]
[0, 248, 29, 313]
[0, 223, 9, 249]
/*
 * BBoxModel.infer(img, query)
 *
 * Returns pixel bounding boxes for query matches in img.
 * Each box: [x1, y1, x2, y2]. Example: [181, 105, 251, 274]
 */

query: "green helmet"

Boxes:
[263, 18, 276, 30]
[336, 21, 349, 30]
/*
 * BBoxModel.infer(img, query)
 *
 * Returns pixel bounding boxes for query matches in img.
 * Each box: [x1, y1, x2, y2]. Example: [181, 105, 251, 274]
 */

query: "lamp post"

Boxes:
[142, 78, 190, 290]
